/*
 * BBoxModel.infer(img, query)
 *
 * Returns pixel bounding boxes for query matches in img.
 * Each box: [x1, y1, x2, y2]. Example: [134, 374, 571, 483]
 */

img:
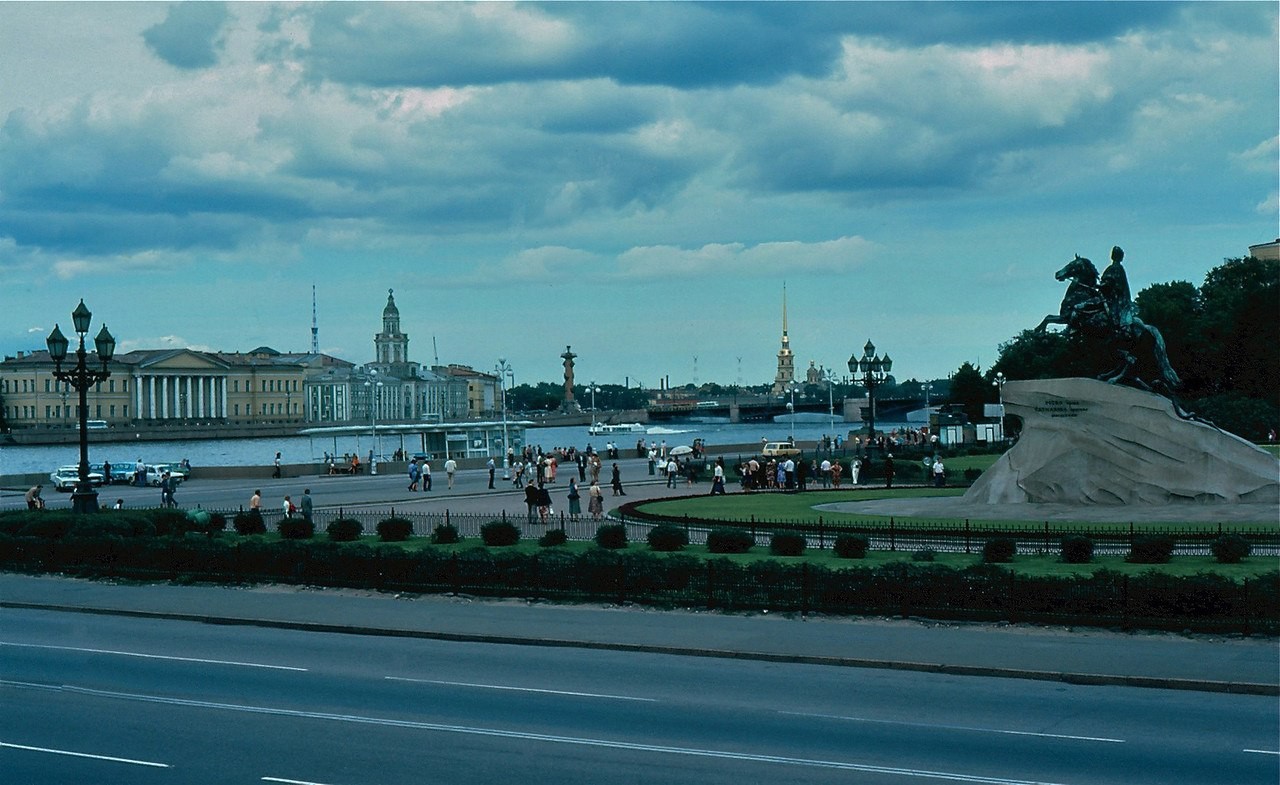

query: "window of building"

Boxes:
[123, 405, 128, 418]
[44, 379, 50, 393]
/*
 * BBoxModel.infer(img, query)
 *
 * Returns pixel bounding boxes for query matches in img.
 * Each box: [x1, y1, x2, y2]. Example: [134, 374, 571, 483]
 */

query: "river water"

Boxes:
[0, 418, 910, 476]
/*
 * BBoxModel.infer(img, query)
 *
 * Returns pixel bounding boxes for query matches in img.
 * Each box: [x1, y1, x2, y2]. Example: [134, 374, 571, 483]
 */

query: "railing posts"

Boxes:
[964, 519, 971, 554]
[889, 517, 896, 552]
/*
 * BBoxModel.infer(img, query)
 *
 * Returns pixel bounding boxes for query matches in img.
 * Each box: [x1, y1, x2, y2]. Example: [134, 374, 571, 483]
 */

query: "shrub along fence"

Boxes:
[0, 509, 1276, 634]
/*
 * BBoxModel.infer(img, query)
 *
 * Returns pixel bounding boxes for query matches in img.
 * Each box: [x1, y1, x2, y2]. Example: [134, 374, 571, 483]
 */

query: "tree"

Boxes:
[947, 362, 989, 424]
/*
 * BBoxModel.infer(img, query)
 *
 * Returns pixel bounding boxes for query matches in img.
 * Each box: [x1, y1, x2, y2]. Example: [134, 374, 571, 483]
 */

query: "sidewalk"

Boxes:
[1, 573, 1274, 695]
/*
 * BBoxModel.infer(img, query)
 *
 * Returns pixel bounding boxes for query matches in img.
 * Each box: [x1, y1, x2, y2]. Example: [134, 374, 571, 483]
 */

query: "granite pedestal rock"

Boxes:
[965, 378, 1280, 505]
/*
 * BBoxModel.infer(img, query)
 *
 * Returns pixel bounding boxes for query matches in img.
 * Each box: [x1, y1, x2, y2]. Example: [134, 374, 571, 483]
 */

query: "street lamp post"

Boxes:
[588, 381, 602, 431]
[787, 384, 800, 443]
[496, 358, 513, 479]
[365, 369, 382, 475]
[46, 300, 115, 514]
[848, 339, 892, 446]
[924, 382, 933, 408]
[992, 372, 1006, 442]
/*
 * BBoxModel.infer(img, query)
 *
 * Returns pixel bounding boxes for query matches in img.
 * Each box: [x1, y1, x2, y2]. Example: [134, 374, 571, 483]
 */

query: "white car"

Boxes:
[50, 465, 104, 491]
[145, 465, 185, 487]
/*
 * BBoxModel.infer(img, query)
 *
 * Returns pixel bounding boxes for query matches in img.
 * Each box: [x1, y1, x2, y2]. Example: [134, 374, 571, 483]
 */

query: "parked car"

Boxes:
[154, 462, 189, 481]
[145, 465, 185, 487]
[91, 462, 133, 485]
[50, 465, 104, 491]
[760, 441, 802, 457]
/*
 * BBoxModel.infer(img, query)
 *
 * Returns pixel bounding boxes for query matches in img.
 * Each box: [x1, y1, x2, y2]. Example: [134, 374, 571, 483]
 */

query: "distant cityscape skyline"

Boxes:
[2, 4, 1275, 388]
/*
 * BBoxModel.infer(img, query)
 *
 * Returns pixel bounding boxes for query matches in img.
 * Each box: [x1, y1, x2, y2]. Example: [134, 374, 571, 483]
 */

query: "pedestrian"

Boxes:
[112, 498, 124, 510]
[407, 459, 420, 491]
[300, 488, 314, 524]
[524, 481, 539, 524]
[831, 461, 843, 488]
[445, 457, 457, 489]
[421, 460, 432, 491]
[160, 472, 175, 508]
[610, 463, 625, 496]
[567, 478, 582, 521]
[536, 484, 553, 523]
[134, 457, 145, 486]
[710, 458, 726, 495]
[885, 454, 896, 489]
[932, 457, 946, 488]
[666, 457, 678, 488]
[282, 494, 296, 519]
[25, 484, 44, 510]
[272, 451, 281, 479]
[820, 458, 831, 488]
[850, 457, 861, 485]
[250, 489, 262, 512]
[487, 457, 496, 489]
[588, 480, 604, 520]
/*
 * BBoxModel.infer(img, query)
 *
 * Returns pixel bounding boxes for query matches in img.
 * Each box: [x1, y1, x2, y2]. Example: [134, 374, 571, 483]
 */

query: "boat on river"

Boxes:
[587, 422, 648, 436]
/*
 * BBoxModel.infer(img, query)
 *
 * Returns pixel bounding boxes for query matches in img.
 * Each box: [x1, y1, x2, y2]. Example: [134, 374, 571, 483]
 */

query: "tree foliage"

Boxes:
[947, 361, 989, 424]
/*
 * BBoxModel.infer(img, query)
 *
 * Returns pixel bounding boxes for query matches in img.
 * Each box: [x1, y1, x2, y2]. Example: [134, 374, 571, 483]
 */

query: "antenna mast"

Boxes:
[310, 285, 319, 354]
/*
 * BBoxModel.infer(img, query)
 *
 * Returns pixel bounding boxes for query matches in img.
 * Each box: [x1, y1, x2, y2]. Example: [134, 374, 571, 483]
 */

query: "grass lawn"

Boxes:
[633, 487, 1280, 533]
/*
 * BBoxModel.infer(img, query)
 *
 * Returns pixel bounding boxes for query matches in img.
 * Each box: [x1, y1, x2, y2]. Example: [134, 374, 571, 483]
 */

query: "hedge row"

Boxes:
[0, 533, 1274, 633]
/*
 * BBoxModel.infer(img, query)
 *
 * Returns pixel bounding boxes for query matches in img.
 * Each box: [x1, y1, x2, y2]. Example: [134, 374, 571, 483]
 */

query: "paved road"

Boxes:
[3, 608, 1276, 785]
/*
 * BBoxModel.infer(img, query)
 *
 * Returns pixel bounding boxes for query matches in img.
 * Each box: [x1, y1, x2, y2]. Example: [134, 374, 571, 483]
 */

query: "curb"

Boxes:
[5, 601, 1274, 697]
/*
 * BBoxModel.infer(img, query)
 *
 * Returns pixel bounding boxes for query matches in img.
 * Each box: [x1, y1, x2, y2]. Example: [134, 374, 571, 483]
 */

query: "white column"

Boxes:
[184, 377, 192, 418]
[160, 376, 169, 419]
[135, 374, 143, 420]
[148, 376, 157, 418]
[196, 376, 205, 418]
[220, 378, 228, 420]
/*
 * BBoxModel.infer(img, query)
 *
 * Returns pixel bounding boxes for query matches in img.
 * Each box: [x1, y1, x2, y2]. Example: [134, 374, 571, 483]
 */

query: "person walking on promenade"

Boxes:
[487, 458, 496, 489]
[610, 463, 626, 496]
[160, 472, 176, 508]
[272, 452, 282, 479]
[567, 478, 582, 521]
[850, 457, 861, 484]
[25, 484, 44, 510]
[932, 457, 946, 488]
[421, 460, 432, 491]
[445, 457, 457, 489]
[588, 480, 604, 520]
[300, 488, 314, 525]
[524, 481, 539, 525]
[884, 454, 896, 489]
[536, 484, 553, 524]
[710, 458, 726, 495]
[282, 495, 295, 519]
[666, 457, 678, 488]
[831, 461, 843, 488]
[407, 459, 420, 491]
[134, 457, 146, 486]
[250, 489, 262, 512]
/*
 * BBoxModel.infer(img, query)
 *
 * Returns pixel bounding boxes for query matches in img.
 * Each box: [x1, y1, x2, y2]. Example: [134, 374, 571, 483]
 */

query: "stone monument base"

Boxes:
[964, 378, 1280, 506]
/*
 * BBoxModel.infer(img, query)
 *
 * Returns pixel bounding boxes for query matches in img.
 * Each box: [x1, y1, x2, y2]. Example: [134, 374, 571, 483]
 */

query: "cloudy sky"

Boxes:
[1, 2, 1276, 389]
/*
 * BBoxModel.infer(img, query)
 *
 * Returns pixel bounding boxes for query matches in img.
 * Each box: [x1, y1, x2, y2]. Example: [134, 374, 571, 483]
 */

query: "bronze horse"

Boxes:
[1038, 254, 1181, 396]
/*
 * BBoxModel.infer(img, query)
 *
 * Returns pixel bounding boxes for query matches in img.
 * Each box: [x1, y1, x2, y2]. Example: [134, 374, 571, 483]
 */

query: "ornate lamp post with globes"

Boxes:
[848, 339, 892, 442]
[496, 358, 514, 479]
[46, 300, 115, 514]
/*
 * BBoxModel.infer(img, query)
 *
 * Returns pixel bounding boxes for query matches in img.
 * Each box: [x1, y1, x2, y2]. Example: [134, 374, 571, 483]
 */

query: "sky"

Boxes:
[1, 2, 1276, 390]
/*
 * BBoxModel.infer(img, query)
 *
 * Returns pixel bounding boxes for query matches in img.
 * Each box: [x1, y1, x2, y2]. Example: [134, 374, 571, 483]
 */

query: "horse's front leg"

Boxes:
[1035, 314, 1064, 333]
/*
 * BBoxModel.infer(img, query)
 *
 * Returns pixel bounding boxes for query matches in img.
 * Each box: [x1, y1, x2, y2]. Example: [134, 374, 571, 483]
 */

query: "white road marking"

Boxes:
[1243, 749, 1280, 755]
[779, 710, 1125, 744]
[0, 640, 307, 671]
[0, 740, 170, 768]
[56, 684, 1072, 784]
[385, 675, 656, 702]
[262, 778, 337, 785]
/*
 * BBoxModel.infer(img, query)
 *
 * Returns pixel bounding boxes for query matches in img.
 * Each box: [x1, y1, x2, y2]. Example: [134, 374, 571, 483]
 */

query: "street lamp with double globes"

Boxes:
[496, 358, 514, 479]
[992, 371, 1006, 441]
[588, 380, 603, 431]
[46, 300, 115, 514]
[364, 369, 383, 475]
[786, 384, 801, 443]
[848, 339, 892, 445]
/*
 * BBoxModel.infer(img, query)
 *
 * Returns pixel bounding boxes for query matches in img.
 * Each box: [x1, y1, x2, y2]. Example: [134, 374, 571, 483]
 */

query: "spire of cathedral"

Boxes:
[771, 283, 795, 395]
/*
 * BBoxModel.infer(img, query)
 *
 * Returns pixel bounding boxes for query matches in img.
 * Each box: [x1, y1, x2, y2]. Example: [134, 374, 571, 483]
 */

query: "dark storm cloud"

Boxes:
[284, 2, 1186, 90]
[143, 2, 230, 70]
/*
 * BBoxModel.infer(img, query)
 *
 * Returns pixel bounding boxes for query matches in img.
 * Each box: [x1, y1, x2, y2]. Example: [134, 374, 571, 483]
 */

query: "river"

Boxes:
[0, 418, 911, 476]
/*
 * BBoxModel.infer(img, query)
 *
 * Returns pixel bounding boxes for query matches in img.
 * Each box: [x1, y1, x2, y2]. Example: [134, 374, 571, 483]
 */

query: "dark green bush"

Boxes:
[963, 468, 982, 483]
[151, 509, 190, 536]
[234, 509, 266, 536]
[19, 516, 74, 539]
[326, 518, 363, 542]
[1061, 535, 1094, 564]
[538, 529, 568, 547]
[376, 517, 414, 542]
[595, 523, 628, 549]
[207, 512, 227, 534]
[707, 527, 754, 554]
[833, 534, 869, 559]
[647, 525, 688, 552]
[770, 532, 806, 557]
[911, 548, 936, 562]
[982, 537, 1017, 564]
[480, 520, 520, 547]
[1210, 534, 1251, 564]
[278, 518, 315, 540]
[1127, 535, 1175, 564]
[431, 523, 460, 545]
[69, 516, 138, 538]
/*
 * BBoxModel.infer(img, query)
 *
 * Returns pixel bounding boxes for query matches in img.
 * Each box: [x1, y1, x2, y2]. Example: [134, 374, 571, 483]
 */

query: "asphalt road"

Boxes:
[2, 609, 1277, 785]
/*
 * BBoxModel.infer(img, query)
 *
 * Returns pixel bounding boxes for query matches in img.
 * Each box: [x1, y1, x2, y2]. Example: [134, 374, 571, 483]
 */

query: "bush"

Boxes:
[833, 534, 869, 559]
[376, 517, 414, 542]
[982, 537, 1017, 564]
[595, 523, 628, 550]
[278, 518, 315, 540]
[207, 512, 227, 534]
[480, 520, 520, 547]
[963, 468, 982, 483]
[707, 527, 754, 554]
[1061, 535, 1094, 564]
[770, 532, 806, 557]
[1127, 535, 1175, 564]
[911, 548, 936, 562]
[326, 518, 363, 542]
[233, 509, 266, 536]
[1210, 534, 1251, 564]
[647, 525, 688, 552]
[431, 523, 460, 545]
[538, 529, 568, 547]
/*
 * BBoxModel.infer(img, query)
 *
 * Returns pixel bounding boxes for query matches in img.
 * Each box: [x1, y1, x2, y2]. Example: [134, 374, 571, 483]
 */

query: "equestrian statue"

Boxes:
[1037, 246, 1182, 399]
